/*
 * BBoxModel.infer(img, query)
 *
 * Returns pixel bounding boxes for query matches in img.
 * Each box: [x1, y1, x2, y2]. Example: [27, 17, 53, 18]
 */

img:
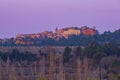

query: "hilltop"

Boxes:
[0, 26, 120, 46]
[15, 26, 98, 45]
[0, 26, 120, 80]
[0, 26, 98, 45]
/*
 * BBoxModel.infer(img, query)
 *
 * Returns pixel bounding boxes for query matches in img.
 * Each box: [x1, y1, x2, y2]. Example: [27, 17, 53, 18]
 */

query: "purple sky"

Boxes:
[0, 0, 120, 38]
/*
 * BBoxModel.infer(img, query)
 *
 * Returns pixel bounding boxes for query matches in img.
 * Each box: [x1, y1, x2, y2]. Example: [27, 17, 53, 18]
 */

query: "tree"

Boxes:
[84, 42, 101, 58]
[75, 46, 83, 59]
[49, 51, 56, 80]
[93, 52, 106, 80]
[102, 43, 120, 56]
[76, 58, 82, 80]
[58, 55, 64, 80]
[83, 57, 89, 80]
[63, 47, 72, 63]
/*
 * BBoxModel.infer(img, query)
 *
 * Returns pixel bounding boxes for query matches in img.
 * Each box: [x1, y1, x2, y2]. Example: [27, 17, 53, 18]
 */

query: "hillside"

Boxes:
[0, 26, 120, 46]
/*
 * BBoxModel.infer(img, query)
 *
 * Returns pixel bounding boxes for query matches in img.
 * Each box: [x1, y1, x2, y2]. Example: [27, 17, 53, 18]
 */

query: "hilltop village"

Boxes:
[0, 26, 99, 46]
[16, 26, 98, 39]
[14, 26, 98, 45]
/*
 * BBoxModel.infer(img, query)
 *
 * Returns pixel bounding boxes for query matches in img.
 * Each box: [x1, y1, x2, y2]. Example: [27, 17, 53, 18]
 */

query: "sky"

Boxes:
[0, 0, 120, 38]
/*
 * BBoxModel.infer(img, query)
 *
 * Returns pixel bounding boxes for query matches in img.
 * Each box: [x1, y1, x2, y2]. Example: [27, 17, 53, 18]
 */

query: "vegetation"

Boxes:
[63, 47, 72, 63]
[0, 49, 37, 62]
[0, 42, 119, 80]
[0, 29, 120, 46]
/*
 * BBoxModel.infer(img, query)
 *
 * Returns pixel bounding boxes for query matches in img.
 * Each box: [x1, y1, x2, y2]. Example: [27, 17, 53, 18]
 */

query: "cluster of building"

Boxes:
[56, 26, 98, 38]
[14, 26, 98, 45]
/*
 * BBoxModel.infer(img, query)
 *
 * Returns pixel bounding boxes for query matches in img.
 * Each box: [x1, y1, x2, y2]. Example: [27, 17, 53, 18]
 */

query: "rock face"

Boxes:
[13, 26, 98, 44]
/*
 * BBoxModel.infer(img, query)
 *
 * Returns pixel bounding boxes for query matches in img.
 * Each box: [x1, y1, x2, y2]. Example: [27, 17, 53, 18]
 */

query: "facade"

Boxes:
[63, 29, 81, 35]
[56, 27, 81, 38]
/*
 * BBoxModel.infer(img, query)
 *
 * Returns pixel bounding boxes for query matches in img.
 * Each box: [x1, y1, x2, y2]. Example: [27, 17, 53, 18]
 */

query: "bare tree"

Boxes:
[11, 64, 18, 80]
[83, 57, 89, 80]
[0, 59, 3, 80]
[6, 57, 11, 80]
[38, 57, 46, 80]
[58, 54, 64, 80]
[18, 63, 24, 80]
[76, 58, 82, 80]
[49, 52, 56, 80]
[33, 61, 37, 75]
